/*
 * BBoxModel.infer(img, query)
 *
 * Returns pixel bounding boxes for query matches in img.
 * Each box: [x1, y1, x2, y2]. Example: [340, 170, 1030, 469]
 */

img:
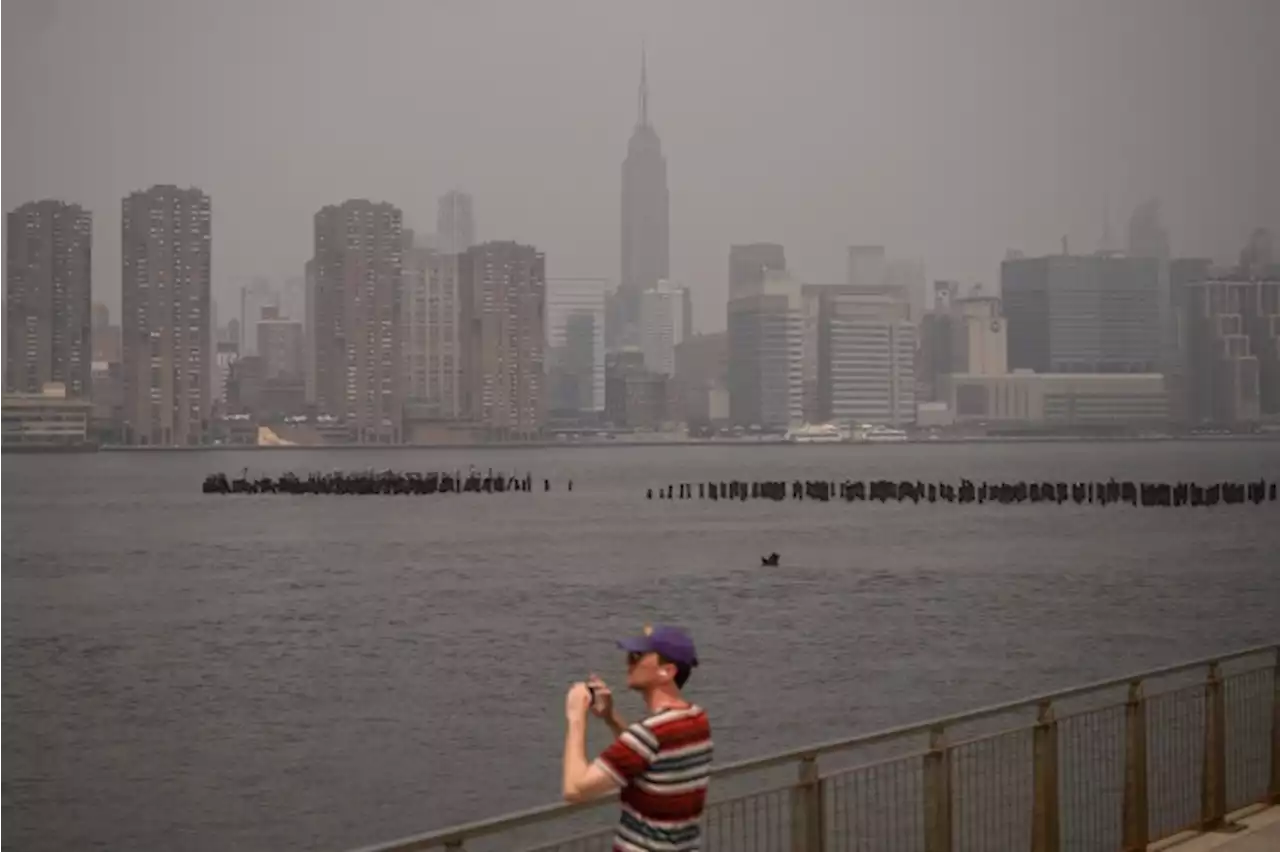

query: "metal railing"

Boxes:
[349, 644, 1279, 852]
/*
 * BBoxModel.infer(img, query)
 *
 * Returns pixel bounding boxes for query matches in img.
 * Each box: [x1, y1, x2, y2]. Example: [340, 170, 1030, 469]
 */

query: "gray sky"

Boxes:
[5, 0, 1277, 331]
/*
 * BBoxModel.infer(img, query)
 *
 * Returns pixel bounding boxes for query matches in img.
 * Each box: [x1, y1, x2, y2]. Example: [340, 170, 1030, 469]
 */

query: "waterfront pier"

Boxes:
[349, 644, 1279, 852]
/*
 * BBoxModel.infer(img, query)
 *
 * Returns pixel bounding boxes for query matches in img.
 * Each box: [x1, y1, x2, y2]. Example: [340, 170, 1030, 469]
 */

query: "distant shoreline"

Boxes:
[3, 433, 1268, 453]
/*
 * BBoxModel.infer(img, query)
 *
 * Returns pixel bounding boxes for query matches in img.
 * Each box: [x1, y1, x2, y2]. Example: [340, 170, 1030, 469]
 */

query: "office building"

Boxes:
[606, 348, 667, 429]
[2, 382, 94, 448]
[546, 278, 607, 414]
[886, 258, 927, 321]
[617, 48, 670, 347]
[847, 245, 886, 290]
[815, 286, 916, 427]
[673, 331, 728, 425]
[312, 199, 403, 442]
[639, 279, 688, 377]
[942, 372, 1168, 426]
[437, 190, 475, 255]
[1002, 254, 1161, 374]
[239, 277, 278, 356]
[1183, 276, 1280, 424]
[917, 293, 1007, 401]
[459, 241, 546, 437]
[401, 238, 462, 417]
[304, 259, 317, 403]
[728, 269, 804, 428]
[728, 243, 787, 302]
[90, 302, 121, 364]
[5, 200, 93, 398]
[120, 185, 212, 445]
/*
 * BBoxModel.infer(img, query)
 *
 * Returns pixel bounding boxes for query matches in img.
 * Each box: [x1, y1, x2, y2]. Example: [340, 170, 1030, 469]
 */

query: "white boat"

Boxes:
[851, 424, 910, 443]
[784, 423, 846, 444]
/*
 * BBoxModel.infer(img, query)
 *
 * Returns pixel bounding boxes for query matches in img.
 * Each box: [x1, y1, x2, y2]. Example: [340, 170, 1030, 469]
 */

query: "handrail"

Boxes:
[348, 642, 1277, 852]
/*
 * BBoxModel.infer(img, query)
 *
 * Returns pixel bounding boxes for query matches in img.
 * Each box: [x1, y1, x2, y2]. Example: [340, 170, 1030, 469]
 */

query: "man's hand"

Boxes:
[565, 682, 591, 723]
[586, 674, 613, 718]
[587, 674, 627, 736]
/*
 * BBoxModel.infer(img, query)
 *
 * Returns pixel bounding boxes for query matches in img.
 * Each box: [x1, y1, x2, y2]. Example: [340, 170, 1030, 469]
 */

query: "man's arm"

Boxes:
[562, 716, 622, 802]
[604, 709, 627, 738]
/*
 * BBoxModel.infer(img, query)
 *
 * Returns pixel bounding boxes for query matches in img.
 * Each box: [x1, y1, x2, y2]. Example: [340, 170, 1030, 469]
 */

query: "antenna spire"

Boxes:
[638, 42, 649, 127]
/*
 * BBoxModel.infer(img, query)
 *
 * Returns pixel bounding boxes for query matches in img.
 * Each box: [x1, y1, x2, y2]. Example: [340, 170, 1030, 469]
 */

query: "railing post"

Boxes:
[791, 753, 824, 852]
[1122, 680, 1150, 852]
[1269, 648, 1280, 805]
[1200, 661, 1227, 830]
[922, 726, 952, 852]
[1032, 699, 1060, 852]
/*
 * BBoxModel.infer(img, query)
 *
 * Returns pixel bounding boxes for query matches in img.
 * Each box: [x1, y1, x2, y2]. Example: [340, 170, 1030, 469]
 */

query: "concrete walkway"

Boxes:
[1162, 806, 1280, 852]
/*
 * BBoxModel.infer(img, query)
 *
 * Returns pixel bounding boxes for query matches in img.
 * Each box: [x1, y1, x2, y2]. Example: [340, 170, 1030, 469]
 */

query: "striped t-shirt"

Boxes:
[594, 705, 713, 852]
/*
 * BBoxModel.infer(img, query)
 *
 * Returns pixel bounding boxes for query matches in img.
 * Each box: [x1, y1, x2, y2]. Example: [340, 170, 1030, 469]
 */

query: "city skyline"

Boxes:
[5, 0, 1275, 333]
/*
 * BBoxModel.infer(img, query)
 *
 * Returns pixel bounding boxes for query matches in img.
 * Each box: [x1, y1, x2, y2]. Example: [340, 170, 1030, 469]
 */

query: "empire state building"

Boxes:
[615, 48, 669, 348]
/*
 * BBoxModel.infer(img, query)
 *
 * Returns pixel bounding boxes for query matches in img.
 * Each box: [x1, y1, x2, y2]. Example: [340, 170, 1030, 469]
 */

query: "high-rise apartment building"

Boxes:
[1002, 254, 1161, 374]
[5, 200, 93, 398]
[120, 185, 212, 445]
[459, 241, 546, 436]
[437, 190, 475, 255]
[618, 49, 670, 347]
[728, 269, 804, 428]
[401, 236, 462, 417]
[312, 199, 403, 442]
[546, 278, 607, 413]
[639, 279, 688, 377]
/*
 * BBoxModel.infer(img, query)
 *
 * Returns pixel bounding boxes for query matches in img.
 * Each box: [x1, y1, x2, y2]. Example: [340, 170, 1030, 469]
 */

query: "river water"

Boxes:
[3, 442, 1279, 851]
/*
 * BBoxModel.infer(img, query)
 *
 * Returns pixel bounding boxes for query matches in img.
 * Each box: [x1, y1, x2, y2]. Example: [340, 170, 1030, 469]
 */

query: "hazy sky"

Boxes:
[5, 0, 1277, 331]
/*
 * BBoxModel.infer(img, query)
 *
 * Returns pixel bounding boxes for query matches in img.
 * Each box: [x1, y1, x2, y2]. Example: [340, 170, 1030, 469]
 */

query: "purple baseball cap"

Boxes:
[617, 624, 699, 667]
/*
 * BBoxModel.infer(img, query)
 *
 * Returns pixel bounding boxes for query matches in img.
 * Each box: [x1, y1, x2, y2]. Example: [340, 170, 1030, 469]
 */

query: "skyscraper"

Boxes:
[639, 279, 688, 377]
[5, 200, 93, 398]
[729, 243, 787, 302]
[546, 278, 608, 413]
[91, 301, 121, 364]
[401, 236, 462, 417]
[120, 185, 212, 445]
[1002, 254, 1161, 374]
[728, 269, 804, 428]
[618, 47, 670, 348]
[437, 190, 475, 255]
[1184, 276, 1280, 424]
[239, 277, 278, 355]
[815, 287, 917, 427]
[459, 241, 546, 437]
[312, 199, 404, 442]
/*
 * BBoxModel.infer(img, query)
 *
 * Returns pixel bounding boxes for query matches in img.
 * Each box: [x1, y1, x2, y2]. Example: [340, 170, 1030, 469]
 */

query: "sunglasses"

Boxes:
[627, 651, 646, 666]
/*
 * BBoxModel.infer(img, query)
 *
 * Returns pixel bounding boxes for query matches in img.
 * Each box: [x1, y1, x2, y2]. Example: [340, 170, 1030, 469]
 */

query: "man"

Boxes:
[562, 624, 713, 852]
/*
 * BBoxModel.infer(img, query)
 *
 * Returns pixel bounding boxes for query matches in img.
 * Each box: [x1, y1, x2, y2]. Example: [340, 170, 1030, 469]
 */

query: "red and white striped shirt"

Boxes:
[594, 705, 713, 852]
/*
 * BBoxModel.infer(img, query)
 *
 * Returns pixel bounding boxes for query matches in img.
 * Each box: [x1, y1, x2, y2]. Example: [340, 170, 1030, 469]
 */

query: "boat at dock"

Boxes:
[851, 424, 910, 443]
[784, 423, 847, 444]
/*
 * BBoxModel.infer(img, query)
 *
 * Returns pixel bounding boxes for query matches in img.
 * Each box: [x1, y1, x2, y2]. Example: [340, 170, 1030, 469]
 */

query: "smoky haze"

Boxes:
[4, 0, 1277, 331]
